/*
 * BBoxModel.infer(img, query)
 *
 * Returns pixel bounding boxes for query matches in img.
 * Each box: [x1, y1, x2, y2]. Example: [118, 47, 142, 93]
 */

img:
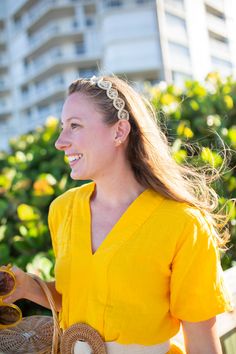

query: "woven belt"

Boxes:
[60, 322, 170, 354]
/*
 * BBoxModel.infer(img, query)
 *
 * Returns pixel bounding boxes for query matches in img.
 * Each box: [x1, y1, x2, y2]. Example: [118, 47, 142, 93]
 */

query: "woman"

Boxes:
[3, 75, 232, 353]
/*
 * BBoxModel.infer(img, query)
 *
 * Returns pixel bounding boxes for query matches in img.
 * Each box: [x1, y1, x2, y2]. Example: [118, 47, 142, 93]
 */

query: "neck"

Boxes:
[91, 163, 146, 208]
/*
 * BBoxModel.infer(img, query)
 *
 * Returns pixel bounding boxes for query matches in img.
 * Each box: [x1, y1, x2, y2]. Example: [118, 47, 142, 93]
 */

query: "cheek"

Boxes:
[88, 127, 114, 152]
[88, 140, 116, 168]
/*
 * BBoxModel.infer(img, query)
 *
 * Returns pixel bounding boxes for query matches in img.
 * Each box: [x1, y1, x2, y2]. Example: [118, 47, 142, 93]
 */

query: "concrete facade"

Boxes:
[0, 0, 235, 150]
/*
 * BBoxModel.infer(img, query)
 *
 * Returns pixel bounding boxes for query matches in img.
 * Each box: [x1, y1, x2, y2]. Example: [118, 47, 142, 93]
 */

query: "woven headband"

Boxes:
[90, 76, 129, 120]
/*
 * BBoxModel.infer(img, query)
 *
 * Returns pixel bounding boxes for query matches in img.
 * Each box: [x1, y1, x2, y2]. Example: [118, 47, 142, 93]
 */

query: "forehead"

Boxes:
[61, 92, 103, 123]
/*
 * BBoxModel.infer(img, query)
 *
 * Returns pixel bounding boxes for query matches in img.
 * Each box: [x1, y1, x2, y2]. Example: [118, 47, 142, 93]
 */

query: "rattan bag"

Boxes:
[0, 275, 61, 354]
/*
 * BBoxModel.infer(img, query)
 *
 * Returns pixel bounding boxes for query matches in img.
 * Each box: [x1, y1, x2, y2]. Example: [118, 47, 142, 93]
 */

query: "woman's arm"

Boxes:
[25, 275, 62, 312]
[3, 266, 62, 312]
[182, 317, 222, 354]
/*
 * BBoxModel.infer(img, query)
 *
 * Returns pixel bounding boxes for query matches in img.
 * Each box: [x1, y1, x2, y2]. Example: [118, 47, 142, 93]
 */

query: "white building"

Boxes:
[0, 0, 236, 151]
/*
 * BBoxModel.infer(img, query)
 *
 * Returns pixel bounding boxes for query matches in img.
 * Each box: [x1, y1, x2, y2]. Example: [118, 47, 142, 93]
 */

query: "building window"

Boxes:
[38, 104, 50, 116]
[165, 12, 187, 40]
[168, 42, 191, 68]
[21, 86, 29, 98]
[35, 80, 47, 93]
[85, 17, 95, 27]
[172, 71, 192, 86]
[73, 19, 80, 28]
[104, 0, 123, 8]
[211, 57, 233, 76]
[13, 15, 22, 30]
[209, 33, 229, 54]
[26, 109, 32, 118]
[23, 58, 29, 70]
[84, 3, 96, 14]
[79, 67, 98, 78]
[75, 41, 85, 54]
[136, 0, 155, 4]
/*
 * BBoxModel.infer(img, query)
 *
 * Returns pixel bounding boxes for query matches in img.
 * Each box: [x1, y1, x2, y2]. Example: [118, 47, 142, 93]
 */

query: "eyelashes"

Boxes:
[71, 123, 81, 129]
[60, 123, 82, 131]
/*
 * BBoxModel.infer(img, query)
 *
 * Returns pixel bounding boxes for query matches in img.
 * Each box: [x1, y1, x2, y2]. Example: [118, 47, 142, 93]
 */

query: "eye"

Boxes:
[71, 123, 81, 129]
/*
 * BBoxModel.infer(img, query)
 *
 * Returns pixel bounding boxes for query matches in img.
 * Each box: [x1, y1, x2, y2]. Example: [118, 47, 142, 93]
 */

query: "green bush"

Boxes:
[148, 72, 236, 269]
[0, 73, 235, 316]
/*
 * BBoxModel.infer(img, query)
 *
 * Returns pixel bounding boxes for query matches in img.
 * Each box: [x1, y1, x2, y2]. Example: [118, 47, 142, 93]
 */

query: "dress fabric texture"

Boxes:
[48, 182, 232, 353]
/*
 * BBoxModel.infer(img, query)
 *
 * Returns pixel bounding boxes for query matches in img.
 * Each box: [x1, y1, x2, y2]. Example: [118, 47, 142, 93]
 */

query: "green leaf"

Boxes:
[228, 126, 236, 146]
[224, 95, 234, 109]
[17, 204, 39, 221]
[0, 200, 8, 218]
[190, 100, 200, 111]
[201, 147, 223, 167]
[173, 149, 187, 164]
[0, 244, 10, 265]
[0, 225, 7, 242]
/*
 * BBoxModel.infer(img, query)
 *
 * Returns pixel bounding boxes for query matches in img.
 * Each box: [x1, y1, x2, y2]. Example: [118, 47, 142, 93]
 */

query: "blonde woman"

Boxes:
[3, 76, 232, 353]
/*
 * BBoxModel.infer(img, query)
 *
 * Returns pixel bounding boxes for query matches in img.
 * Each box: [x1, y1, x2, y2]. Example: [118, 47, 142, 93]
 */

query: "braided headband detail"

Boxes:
[90, 76, 129, 120]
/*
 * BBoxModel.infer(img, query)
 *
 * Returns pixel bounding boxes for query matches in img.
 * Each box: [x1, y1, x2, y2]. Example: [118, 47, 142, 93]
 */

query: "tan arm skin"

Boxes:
[182, 317, 222, 354]
[3, 266, 62, 312]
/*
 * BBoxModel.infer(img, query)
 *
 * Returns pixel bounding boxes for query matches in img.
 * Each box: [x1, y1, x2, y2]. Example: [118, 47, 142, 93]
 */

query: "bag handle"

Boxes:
[30, 274, 62, 354]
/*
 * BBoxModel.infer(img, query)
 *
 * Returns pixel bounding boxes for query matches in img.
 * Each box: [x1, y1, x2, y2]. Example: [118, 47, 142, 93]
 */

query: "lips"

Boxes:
[66, 153, 83, 166]
[67, 154, 83, 162]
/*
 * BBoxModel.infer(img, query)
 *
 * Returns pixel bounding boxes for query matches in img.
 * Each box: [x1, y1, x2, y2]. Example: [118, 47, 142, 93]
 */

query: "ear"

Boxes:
[113, 120, 131, 146]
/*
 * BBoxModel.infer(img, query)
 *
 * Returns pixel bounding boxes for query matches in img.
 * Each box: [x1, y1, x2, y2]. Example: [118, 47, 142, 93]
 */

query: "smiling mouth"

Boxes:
[67, 154, 83, 163]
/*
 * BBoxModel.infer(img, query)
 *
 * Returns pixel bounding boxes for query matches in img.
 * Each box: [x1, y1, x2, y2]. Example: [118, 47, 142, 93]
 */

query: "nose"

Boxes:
[55, 133, 71, 151]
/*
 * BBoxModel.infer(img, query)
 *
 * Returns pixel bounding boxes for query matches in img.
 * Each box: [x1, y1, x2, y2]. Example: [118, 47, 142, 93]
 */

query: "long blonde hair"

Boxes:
[68, 75, 231, 248]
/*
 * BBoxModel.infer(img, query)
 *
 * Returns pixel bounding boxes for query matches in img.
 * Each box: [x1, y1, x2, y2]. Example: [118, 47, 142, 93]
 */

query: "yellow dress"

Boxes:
[48, 182, 232, 353]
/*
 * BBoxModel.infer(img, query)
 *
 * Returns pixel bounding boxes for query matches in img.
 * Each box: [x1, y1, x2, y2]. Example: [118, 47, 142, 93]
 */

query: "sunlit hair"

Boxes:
[68, 75, 231, 248]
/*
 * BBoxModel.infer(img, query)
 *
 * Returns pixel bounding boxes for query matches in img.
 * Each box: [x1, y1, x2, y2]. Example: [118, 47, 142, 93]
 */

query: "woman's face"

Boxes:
[55, 92, 118, 180]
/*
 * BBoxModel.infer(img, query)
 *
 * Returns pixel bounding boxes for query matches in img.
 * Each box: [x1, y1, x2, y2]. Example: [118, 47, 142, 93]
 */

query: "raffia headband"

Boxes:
[90, 76, 129, 120]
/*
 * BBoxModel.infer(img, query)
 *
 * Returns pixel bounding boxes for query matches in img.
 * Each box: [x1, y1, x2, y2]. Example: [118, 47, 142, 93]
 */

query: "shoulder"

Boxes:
[49, 181, 94, 214]
[150, 194, 215, 245]
[158, 196, 210, 228]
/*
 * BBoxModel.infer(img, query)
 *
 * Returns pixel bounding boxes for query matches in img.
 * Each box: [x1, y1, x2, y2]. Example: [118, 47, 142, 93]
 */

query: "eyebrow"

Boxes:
[61, 116, 83, 125]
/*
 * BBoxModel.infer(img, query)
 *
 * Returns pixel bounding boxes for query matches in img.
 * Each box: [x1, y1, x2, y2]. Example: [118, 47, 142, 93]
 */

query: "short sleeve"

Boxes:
[170, 209, 233, 322]
[48, 200, 58, 258]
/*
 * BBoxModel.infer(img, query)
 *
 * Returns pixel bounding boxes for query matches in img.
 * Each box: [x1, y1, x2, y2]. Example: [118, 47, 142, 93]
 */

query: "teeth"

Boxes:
[68, 154, 83, 162]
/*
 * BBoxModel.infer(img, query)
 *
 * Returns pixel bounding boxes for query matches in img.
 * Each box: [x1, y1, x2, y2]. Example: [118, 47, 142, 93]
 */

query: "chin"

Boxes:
[70, 170, 90, 181]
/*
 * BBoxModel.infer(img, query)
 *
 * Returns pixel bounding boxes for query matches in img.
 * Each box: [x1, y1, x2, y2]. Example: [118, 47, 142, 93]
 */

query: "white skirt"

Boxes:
[73, 339, 170, 354]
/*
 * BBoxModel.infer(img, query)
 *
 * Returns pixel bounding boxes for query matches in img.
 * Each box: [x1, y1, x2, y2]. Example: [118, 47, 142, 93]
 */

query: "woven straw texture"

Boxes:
[0, 315, 54, 353]
[60, 323, 107, 354]
[0, 275, 61, 354]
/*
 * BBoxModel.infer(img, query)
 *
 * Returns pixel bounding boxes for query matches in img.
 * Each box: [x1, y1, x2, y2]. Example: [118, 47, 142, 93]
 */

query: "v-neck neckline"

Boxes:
[83, 182, 162, 257]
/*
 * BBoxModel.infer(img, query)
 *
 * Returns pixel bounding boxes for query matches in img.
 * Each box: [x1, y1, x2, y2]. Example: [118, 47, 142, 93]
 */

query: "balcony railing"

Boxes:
[26, 22, 83, 56]
[204, 0, 224, 12]
[207, 13, 227, 36]
[24, 0, 74, 29]
[8, 0, 28, 16]
[20, 81, 65, 108]
[22, 44, 100, 84]
[28, 21, 82, 48]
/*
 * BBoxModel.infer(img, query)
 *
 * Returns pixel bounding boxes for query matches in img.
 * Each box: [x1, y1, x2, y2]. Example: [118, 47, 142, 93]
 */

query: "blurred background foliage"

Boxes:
[0, 71, 235, 316]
